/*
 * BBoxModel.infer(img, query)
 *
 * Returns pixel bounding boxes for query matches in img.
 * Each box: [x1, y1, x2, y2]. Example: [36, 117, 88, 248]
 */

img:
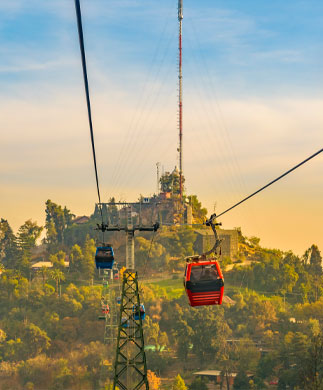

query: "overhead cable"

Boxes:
[74, 0, 103, 220]
[217, 148, 323, 218]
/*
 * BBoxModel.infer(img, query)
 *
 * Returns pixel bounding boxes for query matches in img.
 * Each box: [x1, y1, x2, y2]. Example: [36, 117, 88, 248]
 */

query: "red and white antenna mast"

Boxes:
[178, 0, 183, 199]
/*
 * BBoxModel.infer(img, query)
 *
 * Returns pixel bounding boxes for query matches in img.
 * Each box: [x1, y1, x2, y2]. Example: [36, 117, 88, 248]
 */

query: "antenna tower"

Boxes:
[156, 162, 161, 195]
[178, 0, 183, 199]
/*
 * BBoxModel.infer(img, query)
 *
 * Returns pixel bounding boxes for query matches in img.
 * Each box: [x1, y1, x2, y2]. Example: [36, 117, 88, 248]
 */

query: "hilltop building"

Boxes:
[194, 228, 239, 259]
[72, 215, 90, 224]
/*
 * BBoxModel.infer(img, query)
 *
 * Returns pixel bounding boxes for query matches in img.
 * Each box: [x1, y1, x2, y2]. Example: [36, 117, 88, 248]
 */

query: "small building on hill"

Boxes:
[194, 370, 254, 389]
[31, 261, 69, 270]
[194, 228, 239, 258]
[72, 216, 90, 224]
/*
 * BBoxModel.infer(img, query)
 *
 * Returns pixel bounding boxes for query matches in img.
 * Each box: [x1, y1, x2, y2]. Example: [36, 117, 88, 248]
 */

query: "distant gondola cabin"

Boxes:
[95, 246, 114, 269]
[101, 304, 109, 315]
[133, 304, 146, 321]
[184, 260, 224, 307]
[113, 268, 119, 280]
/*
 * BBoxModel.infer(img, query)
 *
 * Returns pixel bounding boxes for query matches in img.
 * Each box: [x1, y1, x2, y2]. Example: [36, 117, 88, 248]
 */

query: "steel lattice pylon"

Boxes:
[99, 268, 120, 389]
[113, 270, 148, 390]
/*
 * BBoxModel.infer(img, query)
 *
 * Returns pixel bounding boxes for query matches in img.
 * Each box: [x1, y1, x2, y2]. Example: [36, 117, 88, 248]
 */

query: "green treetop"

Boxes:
[160, 167, 184, 196]
[44, 200, 74, 251]
[172, 374, 187, 390]
[0, 219, 19, 268]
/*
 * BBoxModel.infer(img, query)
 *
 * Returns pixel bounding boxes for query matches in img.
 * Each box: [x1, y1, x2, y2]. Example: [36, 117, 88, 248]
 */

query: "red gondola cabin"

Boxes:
[184, 260, 224, 307]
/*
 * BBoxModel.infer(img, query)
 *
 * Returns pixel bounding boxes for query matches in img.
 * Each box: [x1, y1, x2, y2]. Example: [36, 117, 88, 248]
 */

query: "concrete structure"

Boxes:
[184, 203, 193, 225]
[194, 370, 236, 387]
[31, 261, 69, 270]
[72, 215, 90, 224]
[194, 370, 254, 389]
[194, 228, 239, 258]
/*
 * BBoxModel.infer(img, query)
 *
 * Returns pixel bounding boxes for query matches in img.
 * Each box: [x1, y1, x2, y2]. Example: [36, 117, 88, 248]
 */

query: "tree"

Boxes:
[157, 226, 196, 258]
[172, 317, 193, 360]
[18, 355, 52, 389]
[69, 244, 83, 273]
[52, 358, 73, 390]
[172, 374, 187, 390]
[17, 220, 43, 256]
[13, 218, 42, 273]
[0, 271, 29, 304]
[82, 235, 96, 278]
[50, 269, 65, 296]
[304, 245, 323, 276]
[233, 371, 251, 390]
[44, 200, 74, 251]
[143, 316, 168, 351]
[49, 250, 67, 271]
[79, 342, 104, 389]
[189, 195, 207, 223]
[21, 323, 51, 359]
[0, 328, 6, 343]
[147, 370, 161, 390]
[189, 376, 208, 390]
[235, 338, 260, 374]
[146, 350, 170, 375]
[2, 337, 23, 361]
[39, 266, 49, 288]
[299, 334, 323, 390]
[189, 306, 230, 360]
[135, 237, 166, 270]
[278, 332, 309, 390]
[304, 245, 323, 302]
[0, 219, 18, 268]
[256, 352, 277, 383]
[160, 168, 184, 196]
[248, 236, 261, 247]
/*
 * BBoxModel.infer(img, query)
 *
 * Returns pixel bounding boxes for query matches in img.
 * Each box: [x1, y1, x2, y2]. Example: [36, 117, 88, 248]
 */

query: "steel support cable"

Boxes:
[181, 47, 237, 206]
[110, 6, 176, 193]
[112, 56, 176, 194]
[217, 148, 323, 219]
[185, 84, 238, 207]
[188, 16, 246, 194]
[109, 3, 175, 192]
[74, 0, 103, 223]
[124, 116, 175, 191]
[112, 46, 175, 192]
[115, 91, 177, 193]
[110, 21, 175, 192]
[185, 25, 244, 208]
[187, 18, 255, 226]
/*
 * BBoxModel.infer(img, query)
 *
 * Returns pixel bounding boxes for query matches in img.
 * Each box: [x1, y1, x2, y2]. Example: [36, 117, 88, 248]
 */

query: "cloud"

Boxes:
[0, 58, 76, 74]
[0, 0, 322, 253]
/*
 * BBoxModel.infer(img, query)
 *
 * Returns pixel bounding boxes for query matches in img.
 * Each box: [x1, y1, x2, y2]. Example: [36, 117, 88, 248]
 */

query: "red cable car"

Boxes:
[98, 303, 110, 320]
[101, 304, 109, 315]
[184, 213, 224, 307]
[184, 260, 224, 306]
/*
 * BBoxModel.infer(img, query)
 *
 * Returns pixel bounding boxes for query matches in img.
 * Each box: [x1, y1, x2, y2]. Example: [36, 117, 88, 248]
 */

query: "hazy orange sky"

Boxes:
[0, 0, 322, 255]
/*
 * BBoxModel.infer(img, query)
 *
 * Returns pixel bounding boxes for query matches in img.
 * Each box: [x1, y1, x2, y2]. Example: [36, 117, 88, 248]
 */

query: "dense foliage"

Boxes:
[0, 200, 322, 390]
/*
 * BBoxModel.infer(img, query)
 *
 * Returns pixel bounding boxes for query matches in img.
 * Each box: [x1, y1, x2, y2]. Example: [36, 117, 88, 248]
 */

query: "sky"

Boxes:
[0, 0, 322, 255]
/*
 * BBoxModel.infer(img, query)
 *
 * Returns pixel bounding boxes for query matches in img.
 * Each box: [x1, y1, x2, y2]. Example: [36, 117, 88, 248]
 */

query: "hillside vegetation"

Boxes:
[0, 199, 322, 390]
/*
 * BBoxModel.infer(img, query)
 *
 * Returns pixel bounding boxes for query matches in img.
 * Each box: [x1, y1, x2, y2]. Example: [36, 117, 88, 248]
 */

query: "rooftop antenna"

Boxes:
[156, 162, 161, 194]
[178, 0, 183, 199]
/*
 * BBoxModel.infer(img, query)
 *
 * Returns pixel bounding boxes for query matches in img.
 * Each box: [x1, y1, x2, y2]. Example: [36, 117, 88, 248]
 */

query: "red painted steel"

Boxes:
[178, 1, 183, 199]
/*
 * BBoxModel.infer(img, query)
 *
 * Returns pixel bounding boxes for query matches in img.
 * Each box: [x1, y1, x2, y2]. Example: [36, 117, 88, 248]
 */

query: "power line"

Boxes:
[217, 148, 323, 219]
[74, 0, 103, 221]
